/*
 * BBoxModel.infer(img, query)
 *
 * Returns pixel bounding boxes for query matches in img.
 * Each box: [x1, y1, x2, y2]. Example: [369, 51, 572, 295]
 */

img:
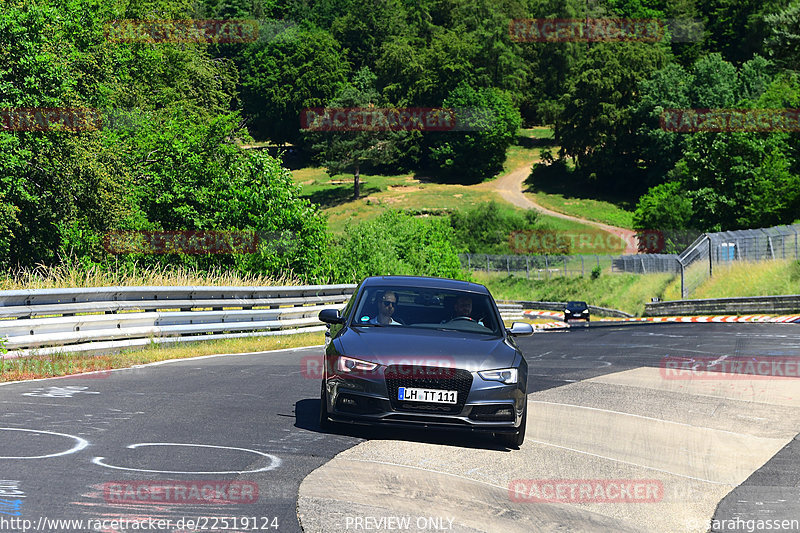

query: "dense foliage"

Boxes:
[3, 0, 799, 282]
[327, 211, 465, 283]
[450, 201, 538, 254]
[0, 0, 328, 280]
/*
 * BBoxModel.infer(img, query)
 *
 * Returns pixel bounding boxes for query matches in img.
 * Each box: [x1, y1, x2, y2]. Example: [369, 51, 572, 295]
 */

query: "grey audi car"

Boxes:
[317, 275, 533, 447]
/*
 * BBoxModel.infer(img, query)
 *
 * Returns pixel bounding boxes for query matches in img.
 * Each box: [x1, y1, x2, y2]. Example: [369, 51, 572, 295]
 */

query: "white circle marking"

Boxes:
[0, 428, 89, 459]
[92, 442, 281, 474]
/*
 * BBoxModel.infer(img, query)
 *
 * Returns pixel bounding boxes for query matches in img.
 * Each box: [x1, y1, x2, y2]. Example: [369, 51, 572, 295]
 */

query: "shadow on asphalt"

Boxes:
[293, 398, 516, 451]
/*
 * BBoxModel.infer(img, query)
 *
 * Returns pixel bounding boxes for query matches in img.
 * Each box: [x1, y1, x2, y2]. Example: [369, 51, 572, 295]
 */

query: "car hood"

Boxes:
[336, 326, 518, 370]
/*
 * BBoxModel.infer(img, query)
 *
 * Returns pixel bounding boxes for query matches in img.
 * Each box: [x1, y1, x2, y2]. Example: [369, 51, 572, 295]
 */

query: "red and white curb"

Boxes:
[613, 314, 800, 324]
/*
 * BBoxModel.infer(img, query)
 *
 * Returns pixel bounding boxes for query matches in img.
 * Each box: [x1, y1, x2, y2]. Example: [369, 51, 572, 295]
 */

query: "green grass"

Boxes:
[499, 144, 538, 177]
[522, 151, 637, 229]
[525, 192, 635, 229]
[0, 262, 298, 290]
[663, 259, 800, 301]
[294, 126, 621, 241]
[300, 171, 508, 234]
[475, 270, 675, 316]
[0, 332, 324, 383]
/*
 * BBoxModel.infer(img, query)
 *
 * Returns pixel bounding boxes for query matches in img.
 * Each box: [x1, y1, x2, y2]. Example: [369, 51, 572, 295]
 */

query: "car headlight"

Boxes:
[337, 356, 378, 374]
[478, 368, 518, 384]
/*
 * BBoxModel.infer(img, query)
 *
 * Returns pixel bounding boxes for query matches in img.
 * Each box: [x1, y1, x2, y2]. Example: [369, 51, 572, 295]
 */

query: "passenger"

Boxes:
[370, 290, 403, 325]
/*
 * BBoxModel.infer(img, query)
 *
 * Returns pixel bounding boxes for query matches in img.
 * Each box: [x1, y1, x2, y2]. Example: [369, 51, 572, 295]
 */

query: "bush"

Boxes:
[427, 84, 522, 182]
[328, 211, 465, 283]
[591, 265, 602, 280]
[449, 201, 538, 254]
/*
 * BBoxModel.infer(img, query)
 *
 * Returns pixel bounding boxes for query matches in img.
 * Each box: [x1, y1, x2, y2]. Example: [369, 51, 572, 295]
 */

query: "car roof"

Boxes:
[567, 300, 588, 305]
[360, 275, 490, 295]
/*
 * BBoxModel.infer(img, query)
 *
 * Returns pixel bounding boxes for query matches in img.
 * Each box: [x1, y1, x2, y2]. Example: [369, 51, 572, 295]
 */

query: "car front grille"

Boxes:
[385, 365, 473, 414]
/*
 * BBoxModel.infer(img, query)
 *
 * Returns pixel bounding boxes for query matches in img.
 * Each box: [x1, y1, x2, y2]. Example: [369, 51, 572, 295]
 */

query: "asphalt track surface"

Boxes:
[1, 323, 799, 532]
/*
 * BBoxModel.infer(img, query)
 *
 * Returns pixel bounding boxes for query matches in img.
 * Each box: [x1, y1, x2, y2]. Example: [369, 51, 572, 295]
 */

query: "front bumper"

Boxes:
[323, 369, 526, 433]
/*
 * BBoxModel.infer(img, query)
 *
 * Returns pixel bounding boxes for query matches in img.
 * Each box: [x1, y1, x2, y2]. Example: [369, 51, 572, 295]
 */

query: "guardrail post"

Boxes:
[545, 256, 549, 279]
[563, 256, 567, 276]
[707, 235, 712, 278]
[468, 254, 471, 271]
[680, 260, 686, 299]
[526, 256, 530, 279]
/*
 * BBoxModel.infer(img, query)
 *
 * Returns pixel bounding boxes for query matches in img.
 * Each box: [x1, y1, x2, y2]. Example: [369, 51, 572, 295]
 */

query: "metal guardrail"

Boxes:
[645, 295, 800, 317]
[0, 285, 530, 357]
[1, 285, 357, 357]
[500, 300, 633, 318]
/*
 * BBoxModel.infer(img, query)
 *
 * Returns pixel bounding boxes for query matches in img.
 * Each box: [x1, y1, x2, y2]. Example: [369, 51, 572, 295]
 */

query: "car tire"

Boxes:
[319, 380, 332, 431]
[498, 402, 527, 447]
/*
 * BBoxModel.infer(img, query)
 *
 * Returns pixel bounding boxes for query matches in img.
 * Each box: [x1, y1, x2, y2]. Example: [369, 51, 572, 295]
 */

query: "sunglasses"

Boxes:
[381, 300, 396, 307]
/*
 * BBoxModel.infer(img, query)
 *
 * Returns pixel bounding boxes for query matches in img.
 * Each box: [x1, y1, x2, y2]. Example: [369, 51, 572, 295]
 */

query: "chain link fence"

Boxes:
[459, 253, 652, 278]
[677, 224, 800, 298]
[460, 224, 800, 293]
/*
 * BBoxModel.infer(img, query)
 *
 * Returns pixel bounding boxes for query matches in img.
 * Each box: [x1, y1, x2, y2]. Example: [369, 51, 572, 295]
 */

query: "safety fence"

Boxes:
[0, 285, 356, 357]
[0, 285, 534, 358]
[677, 225, 800, 298]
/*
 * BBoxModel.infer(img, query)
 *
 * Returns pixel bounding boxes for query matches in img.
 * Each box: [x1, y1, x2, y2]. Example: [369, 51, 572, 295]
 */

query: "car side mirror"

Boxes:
[507, 322, 534, 337]
[319, 308, 344, 324]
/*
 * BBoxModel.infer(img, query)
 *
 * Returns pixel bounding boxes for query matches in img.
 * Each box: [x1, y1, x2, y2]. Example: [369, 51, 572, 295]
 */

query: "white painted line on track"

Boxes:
[0, 428, 89, 459]
[345, 458, 511, 494]
[527, 400, 756, 437]
[523, 438, 730, 485]
[0, 344, 324, 388]
[92, 442, 282, 474]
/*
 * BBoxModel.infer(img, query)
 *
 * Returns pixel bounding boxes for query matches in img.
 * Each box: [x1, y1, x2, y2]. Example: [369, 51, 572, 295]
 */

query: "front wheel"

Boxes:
[498, 403, 526, 447]
[319, 380, 332, 431]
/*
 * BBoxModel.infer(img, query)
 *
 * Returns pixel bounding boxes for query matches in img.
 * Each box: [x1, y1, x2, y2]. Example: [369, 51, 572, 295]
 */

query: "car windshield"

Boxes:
[566, 301, 588, 310]
[351, 286, 502, 335]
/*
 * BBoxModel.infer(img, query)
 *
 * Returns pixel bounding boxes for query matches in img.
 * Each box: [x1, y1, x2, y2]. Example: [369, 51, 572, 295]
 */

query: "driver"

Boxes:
[454, 295, 473, 318]
[443, 295, 483, 325]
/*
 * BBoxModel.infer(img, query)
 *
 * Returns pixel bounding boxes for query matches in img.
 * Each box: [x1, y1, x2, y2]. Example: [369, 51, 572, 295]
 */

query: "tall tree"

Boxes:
[305, 68, 402, 199]
[764, 1, 800, 73]
[554, 41, 670, 194]
[238, 24, 349, 142]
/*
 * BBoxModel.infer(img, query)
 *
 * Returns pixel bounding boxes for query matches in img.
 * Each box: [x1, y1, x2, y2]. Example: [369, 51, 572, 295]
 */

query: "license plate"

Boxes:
[398, 387, 457, 404]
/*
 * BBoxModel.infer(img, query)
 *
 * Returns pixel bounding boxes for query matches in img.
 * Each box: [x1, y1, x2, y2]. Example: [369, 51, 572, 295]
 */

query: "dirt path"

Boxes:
[479, 157, 639, 254]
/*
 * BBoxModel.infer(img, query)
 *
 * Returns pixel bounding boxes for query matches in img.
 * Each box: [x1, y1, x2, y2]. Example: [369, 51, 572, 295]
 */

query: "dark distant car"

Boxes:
[317, 276, 533, 447]
[564, 301, 590, 323]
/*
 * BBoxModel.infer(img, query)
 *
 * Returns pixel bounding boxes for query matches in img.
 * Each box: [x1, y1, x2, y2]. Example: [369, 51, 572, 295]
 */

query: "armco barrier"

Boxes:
[0, 285, 356, 357]
[1, 285, 531, 358]
[501, 300, 633, 318]
[645, 295, 800, 317]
